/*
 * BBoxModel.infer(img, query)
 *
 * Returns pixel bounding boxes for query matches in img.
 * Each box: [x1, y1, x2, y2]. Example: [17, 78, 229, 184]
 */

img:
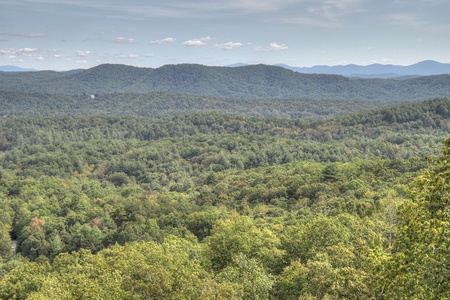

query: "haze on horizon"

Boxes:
[1, 0, 449, 71]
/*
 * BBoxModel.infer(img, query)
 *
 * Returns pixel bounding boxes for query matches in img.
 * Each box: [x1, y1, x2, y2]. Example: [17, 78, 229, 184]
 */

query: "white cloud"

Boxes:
[281, 0, 365, 27]
[24, 0, 296, 19]
[0, 47, 39, 57]
[183, 40, 205, 47]
[2, 31, 48, 38]
[255, 42, 289, 51]
[168, 0, 297, 16]
[114, 37, 136, 44]
[385, 13, 427, 28]
[370, 58, 394, 64]
[282, 17, 335, 27]
[0, 48, 17, 59]
[20, 33, 48, 38]
[306, 0, 365, 21]
[19, 48, 38, 53]
[182, 36, 212, 47]
[216, 42, 243, 50]
[268, 42, 288, 51]
[150, 37, 176, 44]
[0, 48, 13, 55]
[75, 50, 94, 57]
[114, 53, 139, 59]
[49, 49, 63, 58]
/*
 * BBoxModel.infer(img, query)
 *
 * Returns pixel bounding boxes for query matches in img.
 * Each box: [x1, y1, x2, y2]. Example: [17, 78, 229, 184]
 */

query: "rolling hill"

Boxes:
[1, 63, 450, 100]
[1, 58, 450, 299]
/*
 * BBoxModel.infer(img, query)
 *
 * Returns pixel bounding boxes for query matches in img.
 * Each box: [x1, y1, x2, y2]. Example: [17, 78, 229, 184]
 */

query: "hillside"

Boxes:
[0, 90, 392, 119]
[0, 98, 450, 298]
[1, 61, 450, 298]
[1, 63, 450, 100]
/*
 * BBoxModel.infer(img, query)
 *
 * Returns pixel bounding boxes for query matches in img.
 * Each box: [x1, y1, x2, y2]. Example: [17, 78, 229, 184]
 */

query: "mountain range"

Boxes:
[3, 60, 450, 78]
[1, 63, 450, 101]
[0, 65, 36, 72]
[275, 60, 450, 78]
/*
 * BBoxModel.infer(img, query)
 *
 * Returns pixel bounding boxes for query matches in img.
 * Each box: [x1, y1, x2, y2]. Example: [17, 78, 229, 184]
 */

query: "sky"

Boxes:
[1, 0, 449, 70]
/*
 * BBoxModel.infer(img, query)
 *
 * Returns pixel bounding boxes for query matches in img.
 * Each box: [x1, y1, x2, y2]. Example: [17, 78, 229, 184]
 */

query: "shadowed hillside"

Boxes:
[1, 63, 450, 100]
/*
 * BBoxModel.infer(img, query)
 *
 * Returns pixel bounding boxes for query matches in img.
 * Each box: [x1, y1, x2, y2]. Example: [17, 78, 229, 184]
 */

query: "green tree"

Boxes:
[0, 222, 12, 259]
[272, 260, 307, 300]
[385, 139, 450, 299]
[216, 253, 274, 300]
[69, 223, 104, 253]
[206, 212, 284, 273]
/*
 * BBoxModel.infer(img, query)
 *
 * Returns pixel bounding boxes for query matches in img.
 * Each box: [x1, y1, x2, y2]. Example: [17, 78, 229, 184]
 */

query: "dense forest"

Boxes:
[1, 64, 450, 100]
[0, 66, 449, 299]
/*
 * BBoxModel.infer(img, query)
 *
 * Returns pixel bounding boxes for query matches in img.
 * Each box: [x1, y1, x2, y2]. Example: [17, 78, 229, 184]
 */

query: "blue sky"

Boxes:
[1, 0, 449, 70]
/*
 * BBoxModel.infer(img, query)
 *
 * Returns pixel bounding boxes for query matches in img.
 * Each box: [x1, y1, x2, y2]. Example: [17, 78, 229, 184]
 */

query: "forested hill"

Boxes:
[1, 63, 450, 100]
[0, 90, 391, 119]
[1, 76, 450, 297]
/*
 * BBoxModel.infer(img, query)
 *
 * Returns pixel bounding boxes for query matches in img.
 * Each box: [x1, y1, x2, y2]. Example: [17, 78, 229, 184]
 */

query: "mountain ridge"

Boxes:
[276, 60, 450, 78]
[0, 65, 37, 72]
[1, 63, 450, 101]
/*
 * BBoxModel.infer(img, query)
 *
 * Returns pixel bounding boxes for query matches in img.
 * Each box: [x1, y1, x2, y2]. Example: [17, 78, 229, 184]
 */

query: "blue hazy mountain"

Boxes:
[276, 60, 450, 78]
[0, 65, 36, 72]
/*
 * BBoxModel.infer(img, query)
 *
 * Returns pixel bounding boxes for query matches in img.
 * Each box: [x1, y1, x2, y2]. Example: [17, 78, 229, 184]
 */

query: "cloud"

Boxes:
[113, 37, 136, 44]
[114, 53, 139, 59]
[223, 0, 294, 12]
[255, 42, 289, 51]
[25, 0, 295, 19]
[182, 36, 212, 47]
[370, 58, 394, 63]
[385, 13, 428, 28]
[306, 0, 365, 20]
[75, 50, 94, 57]
[3, 31, 48, 38]
[268, 42, 288, 51]
[20, 48, 38, 53]
[216, 42, 243, 50]
[0, 47, 39, 58]
[281, 0, 366, 27]
[167, 0, 298, 17]
[20, 33, 48, 38]
[150, 37, 176, 44]
[0, 48, 16, 58]
[48, 49, 64, 58]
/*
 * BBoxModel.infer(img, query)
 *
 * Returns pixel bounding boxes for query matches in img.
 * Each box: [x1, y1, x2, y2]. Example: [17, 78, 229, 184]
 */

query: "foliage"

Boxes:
[0, 85, 449, 298]
[1, 64, 450, 100]
[385, 138, 450, 299]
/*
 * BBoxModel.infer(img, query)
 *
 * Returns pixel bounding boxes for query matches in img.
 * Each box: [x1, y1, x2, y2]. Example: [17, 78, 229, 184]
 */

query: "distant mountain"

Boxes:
[226, 63, 249, 67]
[276, 60, 450, 78]
[1, 63, 450, 101]
[0, 65, 36, 72]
